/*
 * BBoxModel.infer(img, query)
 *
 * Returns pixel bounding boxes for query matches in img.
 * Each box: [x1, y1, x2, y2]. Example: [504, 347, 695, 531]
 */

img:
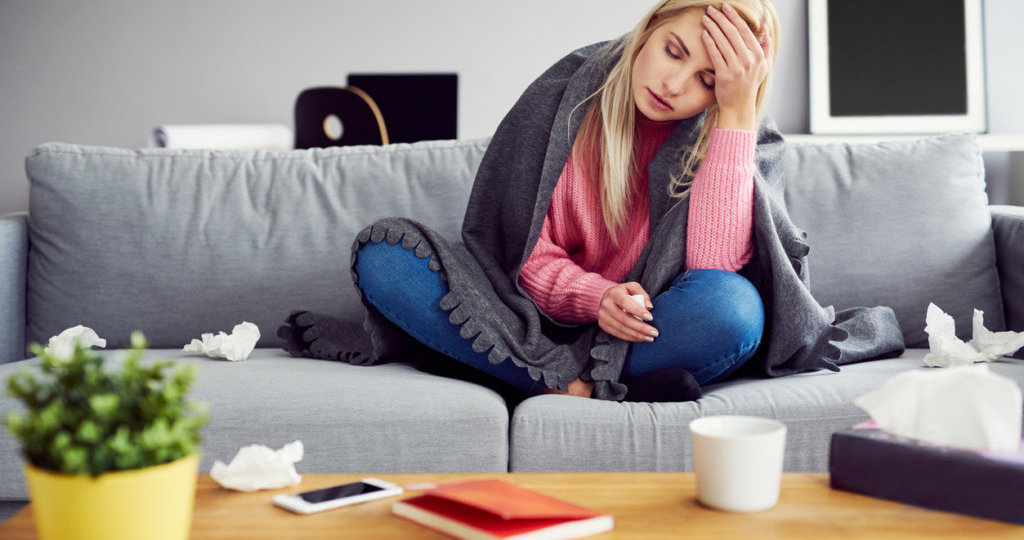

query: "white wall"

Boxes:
[2, 0, 1022, 215]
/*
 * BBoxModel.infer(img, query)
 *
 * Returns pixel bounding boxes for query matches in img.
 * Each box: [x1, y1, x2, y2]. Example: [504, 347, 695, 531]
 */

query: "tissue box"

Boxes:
[829, 426, 1024, 524]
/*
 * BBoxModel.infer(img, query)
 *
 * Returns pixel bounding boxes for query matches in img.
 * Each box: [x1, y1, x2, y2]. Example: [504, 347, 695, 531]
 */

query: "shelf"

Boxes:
[783, 133, 1024, 152]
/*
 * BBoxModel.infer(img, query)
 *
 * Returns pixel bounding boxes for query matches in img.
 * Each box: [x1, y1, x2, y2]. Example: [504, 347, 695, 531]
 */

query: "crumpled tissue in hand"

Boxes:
[44, 325, 107, 360]
[922, 303, 1024, 368]
[210, 441, 303, 492]
[855, 366, 1023, 452]
[183, 322, 260, 361]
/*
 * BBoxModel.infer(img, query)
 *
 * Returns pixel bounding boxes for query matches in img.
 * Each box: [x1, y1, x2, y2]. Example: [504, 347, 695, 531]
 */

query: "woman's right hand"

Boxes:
[701, 3, 773, 131]
[598, 282, 659, 342]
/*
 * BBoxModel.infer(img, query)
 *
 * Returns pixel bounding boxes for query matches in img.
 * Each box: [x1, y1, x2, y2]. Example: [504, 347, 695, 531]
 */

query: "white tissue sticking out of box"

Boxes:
[183, 322, 260, 361]
[922, 303, 1024, 368]
[210, 441, 303, 492]
[44, 325, 107, 361]
[855, 366, 1023, 452]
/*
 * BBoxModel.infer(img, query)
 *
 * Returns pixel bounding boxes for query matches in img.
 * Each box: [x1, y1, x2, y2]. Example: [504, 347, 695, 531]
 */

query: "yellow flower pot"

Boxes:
[24, 454, 199, 540]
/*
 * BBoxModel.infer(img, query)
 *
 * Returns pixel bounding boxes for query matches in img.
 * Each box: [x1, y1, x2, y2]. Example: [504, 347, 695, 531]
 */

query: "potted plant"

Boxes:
[5, 331, 209, 540]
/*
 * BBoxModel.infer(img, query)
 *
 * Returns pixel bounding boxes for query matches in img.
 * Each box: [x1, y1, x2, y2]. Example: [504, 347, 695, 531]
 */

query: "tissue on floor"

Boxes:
[183, 322, 260, 361]
[922, 303, 1024, 367]
[44, 325, 107, 361]
[210, 441, 303, 492]
[854, 365, 1023, 452]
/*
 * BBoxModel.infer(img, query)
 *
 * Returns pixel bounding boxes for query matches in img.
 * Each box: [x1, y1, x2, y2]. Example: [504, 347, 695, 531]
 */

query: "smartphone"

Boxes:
[272, 478, 403, 514]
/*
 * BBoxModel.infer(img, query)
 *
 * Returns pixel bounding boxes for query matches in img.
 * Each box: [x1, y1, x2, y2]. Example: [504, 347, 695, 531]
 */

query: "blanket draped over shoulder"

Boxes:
[295, 40, 905, 401]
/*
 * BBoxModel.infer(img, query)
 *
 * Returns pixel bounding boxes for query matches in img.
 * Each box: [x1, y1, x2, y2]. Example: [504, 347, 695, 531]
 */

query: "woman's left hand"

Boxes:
[701, 3, 772, 130]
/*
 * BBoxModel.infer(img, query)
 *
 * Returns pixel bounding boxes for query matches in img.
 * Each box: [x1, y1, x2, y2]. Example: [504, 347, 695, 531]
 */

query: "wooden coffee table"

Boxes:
[2, 472, 1023, 538]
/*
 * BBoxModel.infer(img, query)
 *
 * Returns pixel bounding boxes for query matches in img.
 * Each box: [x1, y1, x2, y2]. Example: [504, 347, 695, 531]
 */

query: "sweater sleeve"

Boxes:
[518, 217, 618, 324]
[686, 128, 757, 271]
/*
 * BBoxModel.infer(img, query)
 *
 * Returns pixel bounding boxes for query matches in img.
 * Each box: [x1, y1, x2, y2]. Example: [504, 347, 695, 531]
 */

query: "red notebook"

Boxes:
[391, 479, 614, 540]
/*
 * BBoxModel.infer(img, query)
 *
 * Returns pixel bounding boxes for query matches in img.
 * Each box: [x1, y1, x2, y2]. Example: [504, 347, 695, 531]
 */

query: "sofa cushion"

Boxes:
[783, 134, 1003, 347]
[0, 214, 27, 364]
[991, 206, 1024, 338]
[25, 140, 487, 349]
[0, 349, 511, 499]
[508, 350, 1024, 472]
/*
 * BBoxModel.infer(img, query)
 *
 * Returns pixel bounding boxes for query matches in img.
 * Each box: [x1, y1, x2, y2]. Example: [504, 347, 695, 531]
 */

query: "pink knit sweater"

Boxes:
[518, 116, 756, 323]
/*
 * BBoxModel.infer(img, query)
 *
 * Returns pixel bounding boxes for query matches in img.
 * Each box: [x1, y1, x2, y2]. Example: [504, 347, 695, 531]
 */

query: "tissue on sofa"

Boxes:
[183, 322, 260, 362]
[43, 325, 106, 361]
[922, 303, 1024, 367]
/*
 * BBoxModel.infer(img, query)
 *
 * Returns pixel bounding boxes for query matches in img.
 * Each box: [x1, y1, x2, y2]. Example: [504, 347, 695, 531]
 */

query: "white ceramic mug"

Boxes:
[689, 415, 787, 512]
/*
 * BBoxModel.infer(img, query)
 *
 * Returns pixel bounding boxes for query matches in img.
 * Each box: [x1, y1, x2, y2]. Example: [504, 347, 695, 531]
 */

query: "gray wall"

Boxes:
[2, 0, 1022, 215]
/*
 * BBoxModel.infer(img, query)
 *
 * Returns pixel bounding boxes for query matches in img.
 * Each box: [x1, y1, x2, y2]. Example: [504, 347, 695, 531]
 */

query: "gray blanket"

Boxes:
[318, 40, 904, 401]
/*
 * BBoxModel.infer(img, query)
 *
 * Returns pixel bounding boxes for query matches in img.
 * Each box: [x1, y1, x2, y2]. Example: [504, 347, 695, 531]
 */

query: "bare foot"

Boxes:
[542, 377, 594, 398]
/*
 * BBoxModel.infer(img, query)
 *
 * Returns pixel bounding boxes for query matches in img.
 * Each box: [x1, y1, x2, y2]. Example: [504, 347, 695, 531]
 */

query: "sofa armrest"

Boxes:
[992, 206, 1024, 335]
[0, 212, 27, 364]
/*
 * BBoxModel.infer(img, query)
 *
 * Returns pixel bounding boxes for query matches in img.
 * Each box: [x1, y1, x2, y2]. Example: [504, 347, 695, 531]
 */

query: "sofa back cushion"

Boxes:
[783, 134, 1004, 347]
[26, 140, 487, 349]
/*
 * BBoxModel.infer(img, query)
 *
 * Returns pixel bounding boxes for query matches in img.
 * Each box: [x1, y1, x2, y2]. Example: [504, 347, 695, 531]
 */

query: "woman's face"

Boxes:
[632, 9, 718, 122]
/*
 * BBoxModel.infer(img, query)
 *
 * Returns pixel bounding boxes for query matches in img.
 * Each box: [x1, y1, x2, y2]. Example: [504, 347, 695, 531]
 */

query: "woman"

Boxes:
[513, 0, 776, 399]
[282, 0, 903, 402]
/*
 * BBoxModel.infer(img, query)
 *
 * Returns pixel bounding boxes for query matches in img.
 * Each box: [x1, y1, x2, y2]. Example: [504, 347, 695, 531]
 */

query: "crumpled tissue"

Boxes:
[923, 303, 1024, 368]
[183, 322, 260, 361]
[855, 365, 1023, 452]
[44, 325, 107, 360]
[210, 441, 303, 491]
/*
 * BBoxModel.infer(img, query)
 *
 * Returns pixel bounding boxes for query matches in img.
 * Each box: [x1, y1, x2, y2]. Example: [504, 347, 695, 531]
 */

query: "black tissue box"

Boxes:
[829, 425, 1024, 524]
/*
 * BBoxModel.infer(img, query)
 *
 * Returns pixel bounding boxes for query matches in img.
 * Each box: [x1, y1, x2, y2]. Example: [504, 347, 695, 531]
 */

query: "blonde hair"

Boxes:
[573, 0, 780, 243]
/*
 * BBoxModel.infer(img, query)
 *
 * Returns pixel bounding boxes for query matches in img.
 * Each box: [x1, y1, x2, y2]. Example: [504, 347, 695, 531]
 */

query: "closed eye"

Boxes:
[699, 73, 715, 90]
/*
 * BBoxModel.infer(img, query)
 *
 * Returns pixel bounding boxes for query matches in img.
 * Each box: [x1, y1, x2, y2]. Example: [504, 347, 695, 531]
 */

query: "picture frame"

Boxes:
[808, 0, 986, 134]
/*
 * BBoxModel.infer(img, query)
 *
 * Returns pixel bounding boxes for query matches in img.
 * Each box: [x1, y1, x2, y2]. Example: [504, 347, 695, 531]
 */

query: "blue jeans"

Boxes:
[624, 269, 764, 384]
[355, 239, 764, 394]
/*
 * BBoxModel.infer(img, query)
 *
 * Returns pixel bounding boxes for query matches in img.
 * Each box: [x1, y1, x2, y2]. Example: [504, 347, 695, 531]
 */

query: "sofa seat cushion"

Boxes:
[0, 348, 510, 500]
[508, 350, 1024, 473]
[783, 134, 1003, 347]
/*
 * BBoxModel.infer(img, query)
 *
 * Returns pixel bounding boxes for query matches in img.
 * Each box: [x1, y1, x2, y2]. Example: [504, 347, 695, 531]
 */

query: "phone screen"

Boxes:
[297, 482, 385, 503]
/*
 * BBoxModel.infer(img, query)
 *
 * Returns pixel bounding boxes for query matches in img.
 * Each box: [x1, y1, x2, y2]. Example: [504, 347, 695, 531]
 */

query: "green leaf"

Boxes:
[36, 401, 62, 433]
[52, 430, 72, 451]
[6, 410, 28, 441]
[77, 420, 102, 444]
[88, 393, 120, 419]
[130, 331, 148, 350]
[62, 446, 88, 474]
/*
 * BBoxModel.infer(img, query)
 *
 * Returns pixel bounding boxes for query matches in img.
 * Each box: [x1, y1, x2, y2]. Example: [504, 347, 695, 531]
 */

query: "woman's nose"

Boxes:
[662, 69, 691, 96]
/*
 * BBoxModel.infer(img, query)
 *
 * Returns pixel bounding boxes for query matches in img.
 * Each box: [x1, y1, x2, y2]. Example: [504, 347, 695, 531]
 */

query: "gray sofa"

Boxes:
[2, 133, 1023, 512]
